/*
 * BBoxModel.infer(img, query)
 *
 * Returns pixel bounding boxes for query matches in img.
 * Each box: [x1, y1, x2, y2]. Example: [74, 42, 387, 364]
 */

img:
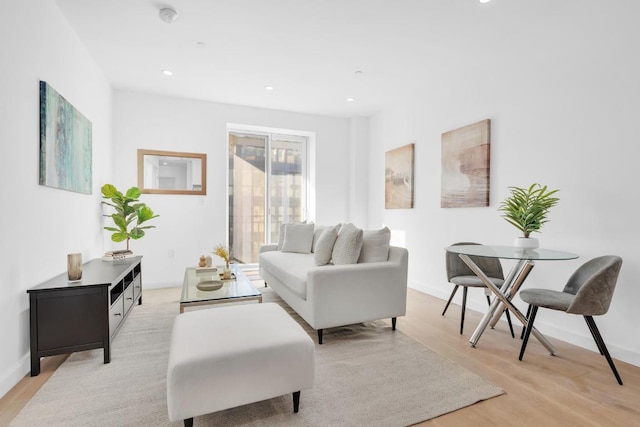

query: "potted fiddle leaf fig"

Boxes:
[498, 183, 559, 248]
[101, 184, 159, 251]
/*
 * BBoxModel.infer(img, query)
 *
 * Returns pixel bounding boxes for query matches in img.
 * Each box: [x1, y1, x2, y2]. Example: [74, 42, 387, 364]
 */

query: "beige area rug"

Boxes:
[11, 282, 503, 427]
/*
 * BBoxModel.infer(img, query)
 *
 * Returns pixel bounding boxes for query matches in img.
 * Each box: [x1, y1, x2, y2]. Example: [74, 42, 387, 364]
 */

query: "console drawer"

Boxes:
[123, 281, 135, 315]
[132, 275, 142, 302]
[109, 295, 124, 335]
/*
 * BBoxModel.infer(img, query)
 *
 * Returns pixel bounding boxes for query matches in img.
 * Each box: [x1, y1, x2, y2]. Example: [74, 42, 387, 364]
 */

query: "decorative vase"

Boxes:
[514, 237, 539, 249]
[205, 255, 212, 267]
[67, 253, 83, 282]
[222, 264, 232, 279]
[198, 255, 207, 267]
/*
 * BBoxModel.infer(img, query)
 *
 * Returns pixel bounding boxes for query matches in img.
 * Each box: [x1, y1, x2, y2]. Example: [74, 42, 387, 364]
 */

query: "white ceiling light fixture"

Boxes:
[162, 69, 173, 76]
[479, 0, 492, 3]
[264, 85, 274, 91]
[346, 97, 356, 102]
[159, 7, 178, 24]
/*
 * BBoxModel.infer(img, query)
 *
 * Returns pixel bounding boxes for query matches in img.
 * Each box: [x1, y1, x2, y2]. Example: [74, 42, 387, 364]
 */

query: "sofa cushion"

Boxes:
[259, 251, 317, 299]
[332, 223, 363, 265]
[358, 226, 391, 263]
[314, 225, 340, 266]
[276, 221, 308, 251]
[281, 223, 314, 254]
[312, 223, 342, 252]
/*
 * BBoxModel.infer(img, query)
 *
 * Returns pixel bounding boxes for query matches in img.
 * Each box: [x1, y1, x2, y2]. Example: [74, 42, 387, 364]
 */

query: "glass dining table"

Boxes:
[444, 245, 578, 355]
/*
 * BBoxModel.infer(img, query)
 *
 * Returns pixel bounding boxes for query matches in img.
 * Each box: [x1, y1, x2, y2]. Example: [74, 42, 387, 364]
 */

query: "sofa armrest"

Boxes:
[259, 244, 279, 254]
[305, 246, 409, 328]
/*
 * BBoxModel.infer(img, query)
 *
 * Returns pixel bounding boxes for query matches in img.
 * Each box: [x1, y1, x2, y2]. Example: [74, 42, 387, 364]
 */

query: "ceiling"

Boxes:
[54, 0, 566, 118]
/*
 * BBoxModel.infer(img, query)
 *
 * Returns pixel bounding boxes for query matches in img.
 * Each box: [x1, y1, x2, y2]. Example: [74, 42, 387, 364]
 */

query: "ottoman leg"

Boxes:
[184, 418, 193, 427]
[293, 391, 301, 413]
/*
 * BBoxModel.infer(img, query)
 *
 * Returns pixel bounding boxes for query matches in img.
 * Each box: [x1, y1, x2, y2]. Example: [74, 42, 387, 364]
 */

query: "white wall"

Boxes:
[0, 0, 113, 397]
[368, 1, 640, 366]
[112, 91, 351, 286]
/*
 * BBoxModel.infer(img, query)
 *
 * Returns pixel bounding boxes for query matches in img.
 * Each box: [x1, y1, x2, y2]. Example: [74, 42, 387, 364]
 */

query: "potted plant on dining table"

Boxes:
[498, 183, 559, 249]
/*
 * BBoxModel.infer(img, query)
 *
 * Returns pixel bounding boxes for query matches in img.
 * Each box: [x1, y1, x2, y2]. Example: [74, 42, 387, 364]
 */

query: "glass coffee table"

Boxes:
[180, 264, 262, 313]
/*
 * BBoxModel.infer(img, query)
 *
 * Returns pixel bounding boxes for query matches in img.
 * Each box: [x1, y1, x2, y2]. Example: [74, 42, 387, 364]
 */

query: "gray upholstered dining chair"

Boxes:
[519, 255, 623, 385]
[444, 242, 515, 336]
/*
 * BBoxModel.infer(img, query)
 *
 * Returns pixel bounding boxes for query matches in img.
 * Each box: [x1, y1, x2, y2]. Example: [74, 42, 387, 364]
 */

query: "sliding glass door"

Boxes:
[228, 131, 308, 263]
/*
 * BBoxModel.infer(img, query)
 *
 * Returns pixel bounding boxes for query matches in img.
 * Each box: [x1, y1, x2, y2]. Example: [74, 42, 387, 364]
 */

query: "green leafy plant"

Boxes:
[498, 183, 559, 238]
[101, 184, 159, 250]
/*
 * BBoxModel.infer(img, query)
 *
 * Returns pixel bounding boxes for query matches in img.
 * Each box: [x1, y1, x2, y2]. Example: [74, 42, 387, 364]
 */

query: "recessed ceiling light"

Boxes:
[196, 41, 206, 47]
[162, 69, 173, 76]
[159, 7, 179, 23]
[479, 0, 491, 3]
[355, 70, 363, 75]
[346, 97, 356, 102]
[264, 85, 274, 91]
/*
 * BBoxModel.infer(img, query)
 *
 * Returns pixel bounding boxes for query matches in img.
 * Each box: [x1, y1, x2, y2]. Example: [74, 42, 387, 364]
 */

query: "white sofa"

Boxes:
[259, 241, 408, 344]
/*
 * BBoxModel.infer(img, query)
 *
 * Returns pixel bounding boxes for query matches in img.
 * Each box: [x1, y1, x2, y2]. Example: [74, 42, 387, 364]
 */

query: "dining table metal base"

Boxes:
[459, 255, 557, 355]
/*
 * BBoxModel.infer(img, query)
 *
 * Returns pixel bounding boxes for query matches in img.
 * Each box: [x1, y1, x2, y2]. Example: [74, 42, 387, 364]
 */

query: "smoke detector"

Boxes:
[159, 7, 178, 23]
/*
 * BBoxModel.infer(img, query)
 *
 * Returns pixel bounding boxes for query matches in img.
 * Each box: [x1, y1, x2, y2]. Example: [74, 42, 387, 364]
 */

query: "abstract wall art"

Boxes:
[39, 81, 92, 194]
[441, 119, 490, 208]
[385, 143, 414, 209]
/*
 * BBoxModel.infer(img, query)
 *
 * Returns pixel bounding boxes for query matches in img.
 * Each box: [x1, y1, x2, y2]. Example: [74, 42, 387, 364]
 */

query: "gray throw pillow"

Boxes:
[314, 225, 340, 265]
[281, 223, 315, 254]
[358, 226, 391, 263]
[331, 223, 363, 265]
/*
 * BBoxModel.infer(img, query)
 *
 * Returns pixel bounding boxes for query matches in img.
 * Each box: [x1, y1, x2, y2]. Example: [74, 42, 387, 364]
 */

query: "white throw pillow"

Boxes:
[281, 223, 315, 254]
[277, 221, 307, 250]
[314, 225, 340, 265]
[331, 223, 363, 265]
[358, 226, 391, 263]
[312, 223, 342, 252]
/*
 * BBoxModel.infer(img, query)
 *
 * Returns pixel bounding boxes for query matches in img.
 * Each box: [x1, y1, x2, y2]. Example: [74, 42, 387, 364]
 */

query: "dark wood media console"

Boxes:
[27, 256, 142, 376]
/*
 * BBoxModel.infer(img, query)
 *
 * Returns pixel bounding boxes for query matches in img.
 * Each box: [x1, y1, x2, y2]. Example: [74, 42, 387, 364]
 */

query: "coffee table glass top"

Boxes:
[180, 264, 261, 306]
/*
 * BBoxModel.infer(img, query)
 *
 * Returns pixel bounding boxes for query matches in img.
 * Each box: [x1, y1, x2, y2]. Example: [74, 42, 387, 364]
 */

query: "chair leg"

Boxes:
[442, 285, 459, 316]
[584, 316, 623, 385]
[521, 304, 532, 339]
[585, 316, 604, 355]
[519, 305, 538, 361]
[460, 287, 468, 335]
[504, 309, 515, 338]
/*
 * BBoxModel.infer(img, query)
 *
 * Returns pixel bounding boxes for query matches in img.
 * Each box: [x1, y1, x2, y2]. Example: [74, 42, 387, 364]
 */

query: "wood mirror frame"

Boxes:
[137, 149, 207, 195]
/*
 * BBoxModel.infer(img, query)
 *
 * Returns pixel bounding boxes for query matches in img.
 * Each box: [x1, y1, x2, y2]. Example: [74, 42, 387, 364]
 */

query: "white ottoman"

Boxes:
[167, 303, 315, 426]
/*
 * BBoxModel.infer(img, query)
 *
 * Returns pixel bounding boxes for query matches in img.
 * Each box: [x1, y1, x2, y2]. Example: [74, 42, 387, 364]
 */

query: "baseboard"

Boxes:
[408, 282, 640, 368]
[0, 354, 29, 399]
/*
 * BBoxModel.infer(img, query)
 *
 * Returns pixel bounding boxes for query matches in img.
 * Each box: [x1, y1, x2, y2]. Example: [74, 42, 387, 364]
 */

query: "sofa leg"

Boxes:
[392, 317, 397, 331]
[184, 418, 193, 427]
[317, 329, 323, 345]
[293, 391, 301, 413]
[264, 282, 267, 288]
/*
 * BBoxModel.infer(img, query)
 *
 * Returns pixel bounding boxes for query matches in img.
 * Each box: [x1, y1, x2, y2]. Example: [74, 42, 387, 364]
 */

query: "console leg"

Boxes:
[317, 329, 323, 345]
[293, 391, 301, 413]
[30, 354, 41, 377]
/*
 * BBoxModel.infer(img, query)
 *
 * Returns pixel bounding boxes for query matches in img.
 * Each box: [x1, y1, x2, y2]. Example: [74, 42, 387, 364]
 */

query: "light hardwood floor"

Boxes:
[1, 288, 638, 426]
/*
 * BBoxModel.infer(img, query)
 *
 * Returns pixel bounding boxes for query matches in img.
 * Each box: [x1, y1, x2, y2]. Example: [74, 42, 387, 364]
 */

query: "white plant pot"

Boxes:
[514, 237, 539, 249]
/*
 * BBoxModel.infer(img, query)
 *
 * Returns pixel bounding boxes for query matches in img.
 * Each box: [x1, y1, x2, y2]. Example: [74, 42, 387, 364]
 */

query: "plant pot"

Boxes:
[514, 237, 539, 249]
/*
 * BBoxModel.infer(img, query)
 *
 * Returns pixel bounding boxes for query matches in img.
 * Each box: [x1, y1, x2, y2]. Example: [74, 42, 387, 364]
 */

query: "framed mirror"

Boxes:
[137, 149, 207, 195]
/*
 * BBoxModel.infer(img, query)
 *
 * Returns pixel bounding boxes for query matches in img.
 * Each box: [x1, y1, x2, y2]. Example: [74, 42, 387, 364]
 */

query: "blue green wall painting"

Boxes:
[39, 81, 92, 194]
